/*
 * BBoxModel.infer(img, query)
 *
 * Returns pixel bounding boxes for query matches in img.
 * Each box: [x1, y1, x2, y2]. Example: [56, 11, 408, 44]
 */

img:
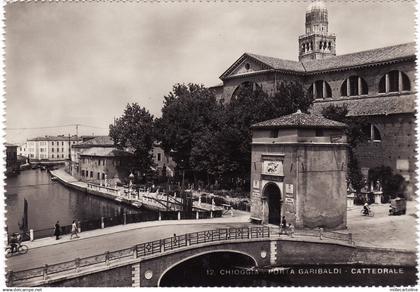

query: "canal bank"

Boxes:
[50, 168, 225, 217]
[5, 169, 146, 235]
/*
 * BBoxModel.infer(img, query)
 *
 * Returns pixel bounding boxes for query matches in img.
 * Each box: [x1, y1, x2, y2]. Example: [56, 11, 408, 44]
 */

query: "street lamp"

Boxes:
[129, 172, 134, 198]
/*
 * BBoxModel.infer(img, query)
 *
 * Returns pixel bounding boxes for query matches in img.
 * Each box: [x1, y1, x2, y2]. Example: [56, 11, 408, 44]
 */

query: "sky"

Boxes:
[4, 1, 416, 144]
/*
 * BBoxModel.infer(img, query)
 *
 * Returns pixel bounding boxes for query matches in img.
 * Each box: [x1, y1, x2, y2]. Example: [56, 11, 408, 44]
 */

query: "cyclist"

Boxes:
[362, 203, 370, 216]
[9, 233, 20, 253]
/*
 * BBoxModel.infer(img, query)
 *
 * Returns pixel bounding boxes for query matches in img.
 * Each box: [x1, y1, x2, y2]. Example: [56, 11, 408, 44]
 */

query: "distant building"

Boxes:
[69, 136, 116, 179]
[26, 135, 82, 161]
[79, 147, 134, 185]
[69, 136, 176, 182]
[152, 142, 176, 177]
[5, 143, 19, 176]
[17, 142, 28, 158]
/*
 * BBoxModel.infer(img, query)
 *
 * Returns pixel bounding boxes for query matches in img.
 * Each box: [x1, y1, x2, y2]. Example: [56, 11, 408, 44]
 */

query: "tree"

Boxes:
[109, 103, 155, 176]
[220, 82, 312, 189]
[321, 104, 369, 192]
[156, 83, 223, 184]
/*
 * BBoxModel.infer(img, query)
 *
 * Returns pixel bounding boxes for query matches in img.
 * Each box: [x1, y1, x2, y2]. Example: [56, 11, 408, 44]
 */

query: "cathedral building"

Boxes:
[211, 1, 416, 197]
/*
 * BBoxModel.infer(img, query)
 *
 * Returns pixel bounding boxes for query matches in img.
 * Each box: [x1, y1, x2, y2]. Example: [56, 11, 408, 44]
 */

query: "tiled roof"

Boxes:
[28, 135, 81, 142]
[251, 110, 347, 129]
[74, 136, 114, 148]
[79, 147, 133, 157]
[246, 53, 306, 72]
[312, 94, 416, 117]
[223, 42, 415, 79]
[302, 42, 416, 72]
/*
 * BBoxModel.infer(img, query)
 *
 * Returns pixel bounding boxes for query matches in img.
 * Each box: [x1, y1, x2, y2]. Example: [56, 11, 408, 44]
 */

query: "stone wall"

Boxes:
[48, 265, 132, 287]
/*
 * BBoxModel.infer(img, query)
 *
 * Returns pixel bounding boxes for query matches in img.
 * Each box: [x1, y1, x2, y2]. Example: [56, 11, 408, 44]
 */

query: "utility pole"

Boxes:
[68, 134, 71, 161]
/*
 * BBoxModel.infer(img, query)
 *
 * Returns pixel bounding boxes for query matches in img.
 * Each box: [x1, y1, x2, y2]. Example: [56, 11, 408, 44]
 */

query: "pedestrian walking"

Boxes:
[70, 220, 80, 239]
[54, 221, 61, 240]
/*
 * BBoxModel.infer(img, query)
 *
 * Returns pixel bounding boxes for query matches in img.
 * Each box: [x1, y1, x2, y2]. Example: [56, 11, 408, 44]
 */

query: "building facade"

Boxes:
[25, 135, 82, 161]
[5, 143, 19, 176]
[250, 111, 348, 229]
[213, 1, 416, 196]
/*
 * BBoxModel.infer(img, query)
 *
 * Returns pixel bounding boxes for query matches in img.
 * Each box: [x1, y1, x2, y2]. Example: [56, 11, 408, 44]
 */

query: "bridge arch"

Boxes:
[157, 249, 258, 287]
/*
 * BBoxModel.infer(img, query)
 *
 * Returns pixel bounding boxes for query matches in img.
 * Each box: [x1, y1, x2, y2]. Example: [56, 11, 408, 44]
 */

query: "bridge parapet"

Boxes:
[8, 226, 362, 287]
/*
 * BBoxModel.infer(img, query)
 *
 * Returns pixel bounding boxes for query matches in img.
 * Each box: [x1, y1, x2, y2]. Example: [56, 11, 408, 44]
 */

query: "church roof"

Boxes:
[251, 110, 347, 129]
[221, 42, 415, 79]
[302, 42, 416, 73]
[246, 53, 306, 72]
[312, 94, 416, 117]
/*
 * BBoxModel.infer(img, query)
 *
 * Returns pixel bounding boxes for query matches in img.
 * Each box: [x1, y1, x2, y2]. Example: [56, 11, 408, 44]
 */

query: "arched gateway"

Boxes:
[263, 183, 282, 225]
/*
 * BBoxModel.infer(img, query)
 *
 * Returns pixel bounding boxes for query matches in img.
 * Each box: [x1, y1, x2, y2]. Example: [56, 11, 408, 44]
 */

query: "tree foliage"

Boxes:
[155, 82, 312, 189]
[109, 103, 155, 174]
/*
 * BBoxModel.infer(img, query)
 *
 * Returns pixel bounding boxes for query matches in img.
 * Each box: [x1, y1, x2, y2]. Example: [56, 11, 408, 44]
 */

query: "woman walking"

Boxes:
[54, 221, 61, 240]
[70, 220, 80, 239]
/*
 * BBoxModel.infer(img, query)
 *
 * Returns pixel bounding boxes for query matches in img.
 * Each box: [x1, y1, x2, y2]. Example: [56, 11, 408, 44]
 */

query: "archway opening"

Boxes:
[159, 251, 257, 287]
[264, 183, 281, 225]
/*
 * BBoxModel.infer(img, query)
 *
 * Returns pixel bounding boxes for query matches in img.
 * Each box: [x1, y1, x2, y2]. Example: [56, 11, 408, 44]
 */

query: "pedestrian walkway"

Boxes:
[22, 214, 251, 250]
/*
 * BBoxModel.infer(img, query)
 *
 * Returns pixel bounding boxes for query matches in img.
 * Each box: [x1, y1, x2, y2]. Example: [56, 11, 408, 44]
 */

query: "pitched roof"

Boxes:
[221, 42, 415, 79]
[302, 42, 416, 73]
[251, 110, 347, 129]
[246, 53, 305, 72]
[73, 136, 114, 148]
[311, 94, 416, 117]
[79, 147, 133, 157]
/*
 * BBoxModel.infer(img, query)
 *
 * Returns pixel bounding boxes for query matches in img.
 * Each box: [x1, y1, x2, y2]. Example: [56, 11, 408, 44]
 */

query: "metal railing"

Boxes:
[7, 226, 353, 286]
[7, 226, 270, 285]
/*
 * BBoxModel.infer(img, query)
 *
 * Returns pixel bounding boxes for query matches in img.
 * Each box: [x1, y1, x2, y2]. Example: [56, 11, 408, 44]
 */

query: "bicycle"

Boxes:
[5, 244, 29, 258]
[360, 208, 375, 217]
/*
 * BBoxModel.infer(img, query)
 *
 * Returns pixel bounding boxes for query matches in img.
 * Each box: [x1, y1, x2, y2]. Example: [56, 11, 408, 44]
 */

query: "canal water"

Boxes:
[5, 169, 148, 234]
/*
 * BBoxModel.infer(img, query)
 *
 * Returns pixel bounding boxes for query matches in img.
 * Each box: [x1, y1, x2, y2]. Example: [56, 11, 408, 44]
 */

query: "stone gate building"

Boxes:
[211, 1, 416, 196]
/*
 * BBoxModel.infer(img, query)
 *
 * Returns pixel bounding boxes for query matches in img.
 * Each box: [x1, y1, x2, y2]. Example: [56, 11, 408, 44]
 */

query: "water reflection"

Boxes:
[5, 169, 144, 233]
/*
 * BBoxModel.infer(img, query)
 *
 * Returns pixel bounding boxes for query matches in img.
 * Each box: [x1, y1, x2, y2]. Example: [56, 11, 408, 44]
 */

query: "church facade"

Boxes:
[211, 1, 416, 196]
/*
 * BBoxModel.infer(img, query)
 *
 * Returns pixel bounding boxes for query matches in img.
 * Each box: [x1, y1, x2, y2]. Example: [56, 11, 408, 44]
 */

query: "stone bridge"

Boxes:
[8, 227, 416, 287]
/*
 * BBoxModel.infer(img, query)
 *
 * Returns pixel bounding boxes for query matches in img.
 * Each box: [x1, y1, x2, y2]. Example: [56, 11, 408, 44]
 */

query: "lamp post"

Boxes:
[129, 172, 134, 199]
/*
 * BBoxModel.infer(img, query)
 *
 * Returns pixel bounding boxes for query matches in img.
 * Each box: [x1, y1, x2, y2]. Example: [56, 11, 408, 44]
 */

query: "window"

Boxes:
[52, 148, 54, 152]
[97, 173, 100, 180]
[340, 76, 368, 96]
[231, 81, 262, 100]
[308, 80, 332, 99]
[102, 173, 105, 180]
[62, 142, 64, 146]
[270, 129, 278, 138]
[52, 142, 54, 145]
[362, 124, 381, 142]
[90, 171, 93, 178]
[52, 154, 54, 158]
[315, 129, 324, 137]
[379, 70, 411, 93]
[157, 153, 161, 162]
[245, 63, 250, 70]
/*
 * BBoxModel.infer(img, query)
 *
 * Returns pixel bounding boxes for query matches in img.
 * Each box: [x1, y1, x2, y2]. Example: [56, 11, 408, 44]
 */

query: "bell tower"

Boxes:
[298, 1, 336, 61]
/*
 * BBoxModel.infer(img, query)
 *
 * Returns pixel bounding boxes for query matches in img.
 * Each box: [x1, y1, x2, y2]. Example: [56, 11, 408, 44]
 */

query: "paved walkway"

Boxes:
[6, 219, 251, 272]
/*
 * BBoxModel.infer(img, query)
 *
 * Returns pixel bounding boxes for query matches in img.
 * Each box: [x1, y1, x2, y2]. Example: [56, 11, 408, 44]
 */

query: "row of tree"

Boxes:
[109, 82, 311, 190]
[109, 81, 405, 195]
